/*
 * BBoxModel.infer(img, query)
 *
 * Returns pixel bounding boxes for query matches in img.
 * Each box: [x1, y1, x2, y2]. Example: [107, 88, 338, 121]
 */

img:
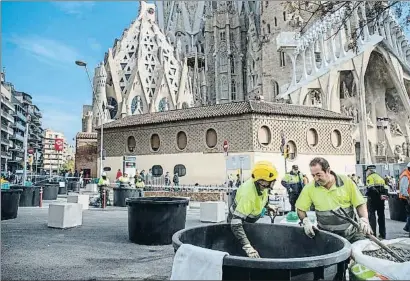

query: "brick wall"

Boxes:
[101, 113, 354, 158]
[75, 138, 98, 178]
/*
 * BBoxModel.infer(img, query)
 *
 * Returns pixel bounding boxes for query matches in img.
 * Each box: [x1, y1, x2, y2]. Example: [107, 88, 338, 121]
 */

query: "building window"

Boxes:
[181, 102, 189, 109]
[151, 165, 163, 177]
[274, 17, 277, 27]
[286, 140, 297, 160]
[258, 126, 271, 146]
[176, 131, 187, 150]
[205, 128, 217, 148]
[231, 59, 235, 74]
[331, 130, 342, 148]
[272, 80, 279, 98]
[231, 80, 237, 101]
[127, 136, 136, 152]
[267, 24, 271, 34]
[307, 128, 319, 147]
[283, 11, 287, 21]
[174, 164, 186, 177]
[280, 52, 286, 67]
[150, 133, 160, 152]
[220, 31, 226, 41]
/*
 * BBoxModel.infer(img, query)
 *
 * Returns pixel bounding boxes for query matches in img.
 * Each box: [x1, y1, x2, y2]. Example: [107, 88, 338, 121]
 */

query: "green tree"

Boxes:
[62, 160, 75, 172]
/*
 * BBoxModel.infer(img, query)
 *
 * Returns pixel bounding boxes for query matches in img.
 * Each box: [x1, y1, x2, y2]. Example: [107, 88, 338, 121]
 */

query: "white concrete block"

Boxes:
[85, 183, 98, 193]
[67, 194, 90, 210]
[48, 203, 83, 229]
[200, 201, 226, 223]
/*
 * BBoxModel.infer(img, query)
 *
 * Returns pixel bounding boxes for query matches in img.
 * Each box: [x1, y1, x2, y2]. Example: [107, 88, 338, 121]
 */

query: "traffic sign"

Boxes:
[54, 138, 64, 151]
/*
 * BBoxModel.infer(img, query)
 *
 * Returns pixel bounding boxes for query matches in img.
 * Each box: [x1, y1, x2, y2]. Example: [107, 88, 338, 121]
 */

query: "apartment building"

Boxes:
[1, 71, 44, 174]
[43, 129, 70, 174]
[1, 73, 15, 173]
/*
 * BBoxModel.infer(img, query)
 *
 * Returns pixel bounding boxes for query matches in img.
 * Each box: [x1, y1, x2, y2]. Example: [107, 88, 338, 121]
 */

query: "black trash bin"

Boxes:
[43, 184, 59, 200]
[113, 187, 140, 207]
[58, 185, 67, 195]
[1, 189, 23, 220]
[127, 197, 189, 245]
[11, 186, 34, 207]
[388, 192, 407, 222]
[32, 186, 40, 207]
[72, 182, 80, 192]
[172, 223, 351, 280]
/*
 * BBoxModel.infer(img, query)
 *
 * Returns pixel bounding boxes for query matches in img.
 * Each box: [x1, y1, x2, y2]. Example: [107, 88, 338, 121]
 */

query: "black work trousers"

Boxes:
[289, 193, 300, 212]
[368, 199, 386, 239]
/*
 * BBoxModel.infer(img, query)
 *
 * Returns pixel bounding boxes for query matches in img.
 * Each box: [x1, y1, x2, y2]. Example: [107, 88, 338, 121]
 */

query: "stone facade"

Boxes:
[75, 132, 98, 178]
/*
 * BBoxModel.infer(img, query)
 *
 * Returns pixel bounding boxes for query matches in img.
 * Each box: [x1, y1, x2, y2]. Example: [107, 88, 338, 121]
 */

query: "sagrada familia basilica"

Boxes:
[82, 1, 410, 165]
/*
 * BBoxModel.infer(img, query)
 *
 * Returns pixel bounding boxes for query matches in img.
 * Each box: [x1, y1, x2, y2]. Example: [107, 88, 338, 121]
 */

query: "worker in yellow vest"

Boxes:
[365, 165, 388, 239]
[281, 165, 304, 211]
[227, 161, 279, 258]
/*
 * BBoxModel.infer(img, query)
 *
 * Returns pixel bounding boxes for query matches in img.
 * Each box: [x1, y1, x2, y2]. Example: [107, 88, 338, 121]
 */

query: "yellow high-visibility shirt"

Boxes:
[232, 178, 269, 221]
[295, 172, 366, 212]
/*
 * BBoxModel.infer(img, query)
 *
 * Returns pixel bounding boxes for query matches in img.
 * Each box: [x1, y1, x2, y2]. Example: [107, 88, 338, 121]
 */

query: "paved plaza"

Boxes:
[2, 200, 409, 280]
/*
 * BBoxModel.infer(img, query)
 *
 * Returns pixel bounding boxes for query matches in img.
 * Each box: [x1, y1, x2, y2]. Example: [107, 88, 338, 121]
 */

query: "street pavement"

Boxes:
[1, 201, 409, 280]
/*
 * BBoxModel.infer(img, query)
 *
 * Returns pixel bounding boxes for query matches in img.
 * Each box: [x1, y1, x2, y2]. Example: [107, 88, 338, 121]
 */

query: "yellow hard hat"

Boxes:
[251, 161, 278, 182]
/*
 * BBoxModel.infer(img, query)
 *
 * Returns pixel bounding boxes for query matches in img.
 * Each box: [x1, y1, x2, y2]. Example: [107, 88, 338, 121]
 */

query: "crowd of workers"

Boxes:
[227, 158, 410, 258]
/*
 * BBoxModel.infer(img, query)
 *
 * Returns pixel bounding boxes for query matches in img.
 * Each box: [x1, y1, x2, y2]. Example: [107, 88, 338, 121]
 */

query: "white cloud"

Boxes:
[88, 38, 102, 52]
[53, 2, 95, 16]
[8, 35, 80, 66]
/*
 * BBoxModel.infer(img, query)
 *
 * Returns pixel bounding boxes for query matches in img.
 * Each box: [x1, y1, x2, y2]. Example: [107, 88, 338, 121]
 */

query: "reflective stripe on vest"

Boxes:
[316, 206, 354, 232]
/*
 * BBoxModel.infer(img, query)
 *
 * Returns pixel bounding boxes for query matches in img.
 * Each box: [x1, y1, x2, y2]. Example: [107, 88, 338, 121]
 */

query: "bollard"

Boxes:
[39, 187, 43, 208]
[102, 189, 106, 209]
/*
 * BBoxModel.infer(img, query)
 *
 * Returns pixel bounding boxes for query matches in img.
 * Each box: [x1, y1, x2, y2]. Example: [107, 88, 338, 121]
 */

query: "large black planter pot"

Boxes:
[10, 186, 34, 207]
[43, 185, 59, 200]
[113, 187, 140, 207]
[127, 197, 189, 245]
[172, 224, 352, 281]
[1, 189, 23, 220]
[388, 192, 407, 222]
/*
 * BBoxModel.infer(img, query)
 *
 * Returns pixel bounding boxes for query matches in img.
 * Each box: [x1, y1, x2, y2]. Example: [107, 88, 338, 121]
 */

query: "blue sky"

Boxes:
[1, 1, 140, 145]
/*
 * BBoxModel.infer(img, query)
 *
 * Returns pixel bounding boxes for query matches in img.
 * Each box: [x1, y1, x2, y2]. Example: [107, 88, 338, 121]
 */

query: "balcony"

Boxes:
[1, 151, 12, 159]
[8, 156, 23, 162]
[13, 122, 26, 132]
[10, 133, 24, 142]
[32, 117, 41, 125]
[34, 108, 42, 118]
[1, 138, 12, 147]
[1, 96, 14, 111]
[9, 144, 23, 151]
[1, 124, 14, 135]
[14, 111, 27, 122]
[1, 110, 14, 123]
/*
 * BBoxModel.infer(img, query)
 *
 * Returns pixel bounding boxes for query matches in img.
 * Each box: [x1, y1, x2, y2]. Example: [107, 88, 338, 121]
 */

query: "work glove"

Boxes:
[288, 188, 293, 193]
[358, 217, 372, 235]
[242, 244, 260, 258]
[302, 217, 317, 238]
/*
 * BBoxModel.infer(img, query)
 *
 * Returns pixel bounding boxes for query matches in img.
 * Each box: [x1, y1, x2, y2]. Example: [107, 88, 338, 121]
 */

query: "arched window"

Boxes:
[107, 97, 118, 119]
[150, 134, 161, 151]
[205, 128, 217, 148]
[127, 136, 136, 152]
[267, 24, 271, 34]
[158, 97, 169, 112]
[272, 80, 279, 98]
[131, 96, 143, 114]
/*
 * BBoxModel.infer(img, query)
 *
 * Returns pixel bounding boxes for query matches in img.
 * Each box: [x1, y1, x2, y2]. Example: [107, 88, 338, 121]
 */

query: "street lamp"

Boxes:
[75, 60, 113, 177]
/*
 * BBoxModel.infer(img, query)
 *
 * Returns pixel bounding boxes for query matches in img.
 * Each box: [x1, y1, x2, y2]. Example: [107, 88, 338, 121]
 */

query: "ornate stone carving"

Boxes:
[402, 142, 409, 157]
[341, 105, 359, 123]
[366, 111, 374, 127]
[377, 141, 386, 156]
[389, 120, 403, 136]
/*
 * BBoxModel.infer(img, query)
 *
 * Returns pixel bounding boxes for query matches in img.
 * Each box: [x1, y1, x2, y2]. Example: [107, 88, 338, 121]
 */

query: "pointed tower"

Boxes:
[102, 1, 194, 115]
[92, 63, 109, 129]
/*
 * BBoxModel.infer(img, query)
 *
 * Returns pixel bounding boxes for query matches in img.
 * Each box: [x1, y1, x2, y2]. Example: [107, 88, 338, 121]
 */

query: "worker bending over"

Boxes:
[296, 157, 372, 243]
[227, 161, 279, 258]
[365, 165, 388, 239]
